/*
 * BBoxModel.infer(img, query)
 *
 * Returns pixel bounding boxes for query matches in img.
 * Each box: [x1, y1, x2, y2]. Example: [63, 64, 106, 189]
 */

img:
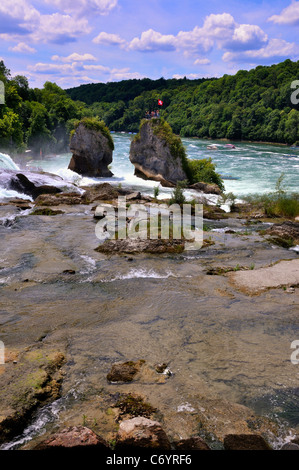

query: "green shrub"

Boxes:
[74, 117, 114, 150]
[169, 180, 187, 205]
[187, 158, 224, 191]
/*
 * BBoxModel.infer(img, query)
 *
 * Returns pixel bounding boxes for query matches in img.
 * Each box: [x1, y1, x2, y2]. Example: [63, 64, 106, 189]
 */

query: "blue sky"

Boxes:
[0, 0, 298, 89]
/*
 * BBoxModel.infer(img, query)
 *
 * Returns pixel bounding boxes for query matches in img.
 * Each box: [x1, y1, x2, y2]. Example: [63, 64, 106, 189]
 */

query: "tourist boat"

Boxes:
[207, 144, 218, 150]
[225, 144, 236, 149]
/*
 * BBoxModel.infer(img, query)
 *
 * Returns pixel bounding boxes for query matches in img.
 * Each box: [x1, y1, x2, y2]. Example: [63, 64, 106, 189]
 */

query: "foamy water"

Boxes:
[0, 134, 298, 201]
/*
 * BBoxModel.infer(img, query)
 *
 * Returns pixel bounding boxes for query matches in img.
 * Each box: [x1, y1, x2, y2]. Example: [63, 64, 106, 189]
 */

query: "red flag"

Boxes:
[158, 99, 163, 106]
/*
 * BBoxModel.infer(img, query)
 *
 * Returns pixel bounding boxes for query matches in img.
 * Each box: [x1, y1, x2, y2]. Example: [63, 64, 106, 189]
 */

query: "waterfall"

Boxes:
[0, 152, 20, 171]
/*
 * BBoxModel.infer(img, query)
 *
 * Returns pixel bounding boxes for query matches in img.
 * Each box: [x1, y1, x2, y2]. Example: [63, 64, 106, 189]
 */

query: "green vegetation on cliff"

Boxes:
[67, 59, 299, 144]
[73, 117, 114, 151]
[134, 118, 224, 189]
[0, 61, 91, 155]
[0, 59, 298, 156]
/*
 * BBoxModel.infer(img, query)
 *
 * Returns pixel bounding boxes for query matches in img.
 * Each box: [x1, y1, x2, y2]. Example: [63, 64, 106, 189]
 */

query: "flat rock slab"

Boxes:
[228, 259, 299, 293]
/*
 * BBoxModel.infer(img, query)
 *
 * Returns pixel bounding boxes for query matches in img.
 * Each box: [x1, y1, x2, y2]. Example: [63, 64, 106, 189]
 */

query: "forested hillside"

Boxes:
[0, 59, 298, 156]
[67, 59, 299, 144]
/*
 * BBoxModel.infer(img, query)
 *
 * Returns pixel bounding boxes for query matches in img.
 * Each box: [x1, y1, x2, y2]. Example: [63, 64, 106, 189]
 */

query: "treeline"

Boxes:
[67, 77, 210, 105]
[0, 59, 298, 156]
[67, 59, 299, 144]
[0, 61, 92, 155]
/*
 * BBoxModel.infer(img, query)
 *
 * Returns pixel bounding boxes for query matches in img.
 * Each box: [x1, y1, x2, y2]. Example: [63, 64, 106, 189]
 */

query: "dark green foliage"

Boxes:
[169, 180, 187, 205]
[243, 174, 299, 218]
[74, 117, 114, 150]
[187, 158, 224, 190]
[67, 59, 299, 144]
[66, 77, 209, 105]
[1, 59, 299, 155]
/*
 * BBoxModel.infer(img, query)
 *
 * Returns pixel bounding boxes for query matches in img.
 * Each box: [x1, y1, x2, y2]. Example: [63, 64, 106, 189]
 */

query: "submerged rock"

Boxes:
[34, 192, 84, 206]
[265, 221, 299, 245]
[129, 119, 187, 187]
[107, 360, 145, 383]
[174, 437, 211, 450]
[95, 238, 185, 254]
[0, 169, 80, 200]
[113, 393, 157, 419]
[83, 183, 119, 202]
[115, 417, 171, 450]
[69, 120, 113, 177]
[0, 351, 65, 445]
[223, 433, 272, 450]
[189, 182, 222, 195]
[34, 426, 109, 450]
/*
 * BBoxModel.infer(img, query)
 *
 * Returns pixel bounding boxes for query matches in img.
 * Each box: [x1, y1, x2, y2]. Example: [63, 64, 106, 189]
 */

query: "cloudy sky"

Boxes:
[0, 0, 298, 89]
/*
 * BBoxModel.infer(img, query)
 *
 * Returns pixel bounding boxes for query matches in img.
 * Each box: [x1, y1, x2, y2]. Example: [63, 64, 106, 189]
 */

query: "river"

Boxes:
[0, 135, 299, 450]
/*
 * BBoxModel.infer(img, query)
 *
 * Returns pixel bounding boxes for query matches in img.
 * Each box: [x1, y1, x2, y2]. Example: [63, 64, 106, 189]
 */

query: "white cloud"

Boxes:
[128, 29, 176, 52]
[52, 53, 97, 62]
[44, 0, 118, 16]
[202, 12, 236, 40]
[28, 62, 77, 74]
[83, 64, 110, 72]
[227, 24, 268, 50]
[175, 27, 214, 55]
[194, 58, 211, 65]
[27, 60, 143, 84]
[125, 13, 269, 57]
[93, 32, 126, 46]
[31, 13, 91, 43]
[268, 1, 299, 25]
[108, 68, 144, 81]
[0, 0, 40, 24]
[173, 73, 212, 80]
[0, 1, 91, 44]
[223, 38, 298, 62]
[9, 42, 36, 54]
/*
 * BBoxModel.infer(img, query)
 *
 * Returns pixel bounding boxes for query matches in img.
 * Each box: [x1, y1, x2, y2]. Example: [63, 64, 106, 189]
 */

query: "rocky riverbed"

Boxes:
[0, 183, 299, 450]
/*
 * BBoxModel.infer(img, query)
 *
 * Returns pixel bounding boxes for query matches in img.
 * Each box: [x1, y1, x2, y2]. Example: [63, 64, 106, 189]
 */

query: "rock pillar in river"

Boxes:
[129, 118, 188, 187]
[68, 119, 114, 177]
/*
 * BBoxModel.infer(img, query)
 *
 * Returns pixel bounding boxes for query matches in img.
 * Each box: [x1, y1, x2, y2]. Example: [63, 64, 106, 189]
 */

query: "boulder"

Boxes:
[83, 183, 118, 202]
[174, 437, 211, 450]
[69, 121, 113, 177]
[95, 238, 185, 254]
[280, 442, 299, 450]
[223, 434, 272, 450]
[107, 360, 145, 383]
[189, 182, 222, 195]
[34, 426, 109, 450]
[0, 169, 79, 200]
[115, 417, 171, 450]
[265, 221, 299, 244]
[34, 192, 84, 206]
[129, 119, 187, 187]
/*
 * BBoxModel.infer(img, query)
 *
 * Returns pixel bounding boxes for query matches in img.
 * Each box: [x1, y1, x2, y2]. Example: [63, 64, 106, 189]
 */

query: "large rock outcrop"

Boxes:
[69, 120, 113, 177]
[0, 168, 81, 200]
[129, 119, 187, 187]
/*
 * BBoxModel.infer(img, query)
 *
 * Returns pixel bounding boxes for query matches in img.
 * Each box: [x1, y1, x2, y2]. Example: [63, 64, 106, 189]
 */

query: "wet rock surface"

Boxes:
[265, 221, 299, 245]
[115, 417, 171, 450]
[129, 119, 187, 187]
[0, 195, 299, 450]
[0, 169, 79, 200]
[69, 122, 113, 177]
[107, 360, 145, 383]
[223, 433, 272, 450]
[174, 437, 211, 450]
[33, 426, 109, 450]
